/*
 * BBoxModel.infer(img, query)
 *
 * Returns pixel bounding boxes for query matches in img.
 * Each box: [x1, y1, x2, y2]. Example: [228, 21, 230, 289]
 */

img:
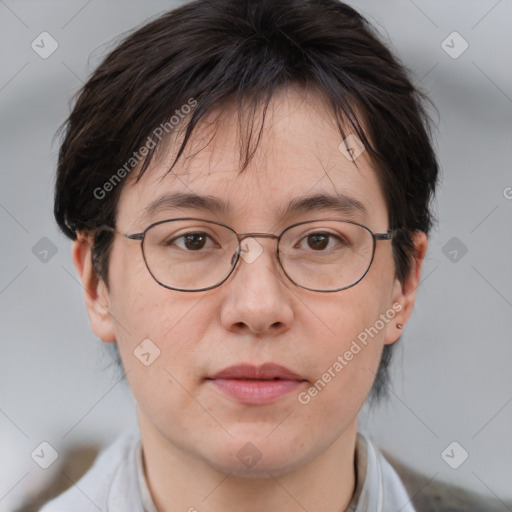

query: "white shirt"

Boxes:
[39, 429, 416, 512]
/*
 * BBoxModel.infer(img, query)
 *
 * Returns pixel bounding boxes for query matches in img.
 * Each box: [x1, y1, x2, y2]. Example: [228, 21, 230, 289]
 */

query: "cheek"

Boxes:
[297, 282, 393, 412]
[105, 245, 206, 400]
[107, 240, 190, 341]
[108, 287, 212, 429]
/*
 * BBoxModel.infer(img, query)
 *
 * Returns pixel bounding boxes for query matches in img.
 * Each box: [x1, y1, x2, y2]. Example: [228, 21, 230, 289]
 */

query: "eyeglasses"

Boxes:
[98, 218, 394, 292]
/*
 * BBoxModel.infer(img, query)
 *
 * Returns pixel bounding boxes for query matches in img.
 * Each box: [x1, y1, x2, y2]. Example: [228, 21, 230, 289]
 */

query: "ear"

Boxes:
[385, 231, 428, 345]
[72, 233, 116, 343]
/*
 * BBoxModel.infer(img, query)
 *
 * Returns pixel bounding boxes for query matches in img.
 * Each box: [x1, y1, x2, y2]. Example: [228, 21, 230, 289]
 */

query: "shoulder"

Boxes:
[383, 448, 511, 512]
[360, 436, 508, 512]
[38, 431, 141, 512]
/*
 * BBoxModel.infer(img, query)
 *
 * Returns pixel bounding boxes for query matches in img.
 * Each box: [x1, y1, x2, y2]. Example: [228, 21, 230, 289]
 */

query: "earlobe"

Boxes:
[384, 231, 428, 345]
[72, 234, 116, 343]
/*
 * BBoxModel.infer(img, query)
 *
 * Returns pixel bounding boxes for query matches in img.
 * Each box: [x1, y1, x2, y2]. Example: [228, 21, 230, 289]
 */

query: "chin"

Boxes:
[201, 434, 315, 479]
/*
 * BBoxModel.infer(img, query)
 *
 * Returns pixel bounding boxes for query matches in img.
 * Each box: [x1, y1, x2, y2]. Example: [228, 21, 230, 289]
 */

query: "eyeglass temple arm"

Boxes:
[375, 230, 394, 241]
[96, 225, 144, 241]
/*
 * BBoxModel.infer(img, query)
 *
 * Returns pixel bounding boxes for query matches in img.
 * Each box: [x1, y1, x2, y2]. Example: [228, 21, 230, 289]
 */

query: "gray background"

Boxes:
[1, 0, 511, 510]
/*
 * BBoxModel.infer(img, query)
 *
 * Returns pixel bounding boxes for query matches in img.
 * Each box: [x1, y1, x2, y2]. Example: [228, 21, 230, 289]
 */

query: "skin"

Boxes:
[73, 85, 427, 512]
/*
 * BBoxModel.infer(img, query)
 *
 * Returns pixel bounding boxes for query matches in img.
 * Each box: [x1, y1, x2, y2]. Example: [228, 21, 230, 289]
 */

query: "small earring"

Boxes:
[396, 323, 403, 329]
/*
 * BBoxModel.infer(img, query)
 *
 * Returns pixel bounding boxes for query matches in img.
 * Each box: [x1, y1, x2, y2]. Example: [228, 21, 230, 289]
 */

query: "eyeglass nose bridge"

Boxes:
[231, 232, 281, 267]
[237, 232, 279, 242]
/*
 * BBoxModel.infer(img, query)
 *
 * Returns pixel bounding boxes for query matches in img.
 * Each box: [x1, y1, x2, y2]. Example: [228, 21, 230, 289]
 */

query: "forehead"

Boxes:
[117, 86, 388, 230]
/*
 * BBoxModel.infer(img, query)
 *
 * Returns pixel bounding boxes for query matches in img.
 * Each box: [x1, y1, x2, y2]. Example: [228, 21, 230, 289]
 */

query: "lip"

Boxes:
[208, 363, 306, 405]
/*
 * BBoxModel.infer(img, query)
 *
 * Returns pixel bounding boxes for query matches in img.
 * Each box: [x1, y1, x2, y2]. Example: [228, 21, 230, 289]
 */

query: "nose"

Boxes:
[219, 235, 294, 336]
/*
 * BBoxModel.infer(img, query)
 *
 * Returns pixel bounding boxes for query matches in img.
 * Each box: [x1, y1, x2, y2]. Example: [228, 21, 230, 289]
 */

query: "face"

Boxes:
[76, 85, 422, 478]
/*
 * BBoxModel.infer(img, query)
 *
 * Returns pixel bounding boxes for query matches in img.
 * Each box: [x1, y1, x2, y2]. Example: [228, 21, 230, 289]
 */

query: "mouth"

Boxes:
[207, 363, 306, 405]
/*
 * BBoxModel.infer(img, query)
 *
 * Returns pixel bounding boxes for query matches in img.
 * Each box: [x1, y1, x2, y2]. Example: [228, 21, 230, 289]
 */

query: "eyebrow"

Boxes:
[143, 192, 230, 219]
[281, 192, 367, 218]
[141, 191, 367, 221]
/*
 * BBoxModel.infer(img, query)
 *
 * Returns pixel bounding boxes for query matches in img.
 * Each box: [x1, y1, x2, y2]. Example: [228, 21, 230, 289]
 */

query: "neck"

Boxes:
[137, 412, 358, 512]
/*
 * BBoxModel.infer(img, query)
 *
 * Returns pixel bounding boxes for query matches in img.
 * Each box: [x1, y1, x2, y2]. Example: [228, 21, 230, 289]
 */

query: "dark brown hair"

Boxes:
[54, 0, 439, 400]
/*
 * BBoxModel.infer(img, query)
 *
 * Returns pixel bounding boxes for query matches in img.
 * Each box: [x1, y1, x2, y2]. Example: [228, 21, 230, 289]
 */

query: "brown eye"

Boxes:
[165, 232, 212, 251]
[307, 234, 329, 250]
[183, 233, 207, 250]
[305, 232, 347, 251]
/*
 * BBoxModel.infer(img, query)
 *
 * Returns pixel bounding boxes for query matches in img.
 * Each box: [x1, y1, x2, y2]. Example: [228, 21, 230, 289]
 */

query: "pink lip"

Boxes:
[208, 363, 306, 405]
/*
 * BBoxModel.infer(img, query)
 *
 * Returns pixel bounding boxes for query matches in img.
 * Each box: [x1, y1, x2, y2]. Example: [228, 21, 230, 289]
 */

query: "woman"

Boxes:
[43, 0, 438, 510]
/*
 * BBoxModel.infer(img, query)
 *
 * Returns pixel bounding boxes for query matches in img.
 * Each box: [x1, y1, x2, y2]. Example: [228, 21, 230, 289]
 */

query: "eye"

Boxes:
[167, 232, 214, 251]
[297, 231, 348, 251]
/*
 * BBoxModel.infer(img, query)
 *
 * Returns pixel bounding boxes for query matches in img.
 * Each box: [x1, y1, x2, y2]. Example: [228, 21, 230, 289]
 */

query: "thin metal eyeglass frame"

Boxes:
[98, 217, 394, 293]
